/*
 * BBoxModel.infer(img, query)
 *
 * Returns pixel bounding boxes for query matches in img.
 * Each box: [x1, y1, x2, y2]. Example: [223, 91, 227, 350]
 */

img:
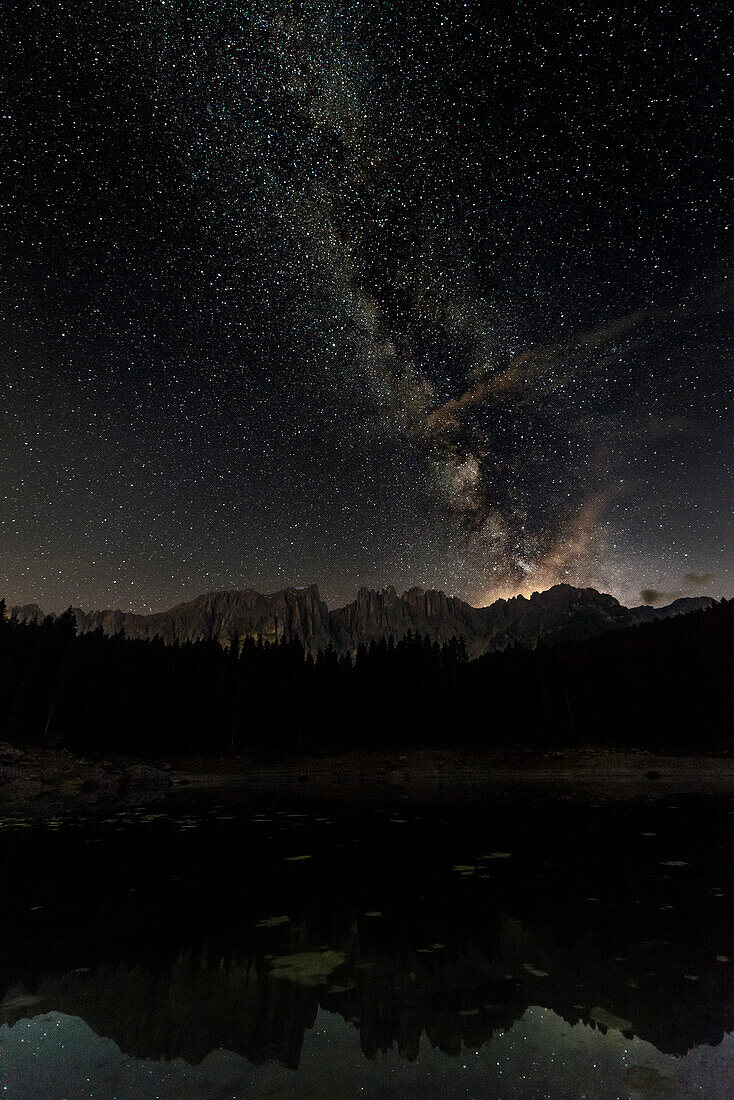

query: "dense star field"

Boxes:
[2, 1, 732, 612]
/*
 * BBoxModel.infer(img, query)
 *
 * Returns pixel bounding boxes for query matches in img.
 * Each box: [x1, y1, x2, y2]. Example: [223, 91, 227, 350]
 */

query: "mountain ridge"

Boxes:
[6, 584, 717, 659]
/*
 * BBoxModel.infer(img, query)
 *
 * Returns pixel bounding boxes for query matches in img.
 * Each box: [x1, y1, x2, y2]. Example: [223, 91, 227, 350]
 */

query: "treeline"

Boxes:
[0, 597, 731, 756]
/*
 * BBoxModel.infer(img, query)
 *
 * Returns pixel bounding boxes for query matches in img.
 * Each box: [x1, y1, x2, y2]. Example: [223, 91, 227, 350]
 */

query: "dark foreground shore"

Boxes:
[2, 741, 734, 817]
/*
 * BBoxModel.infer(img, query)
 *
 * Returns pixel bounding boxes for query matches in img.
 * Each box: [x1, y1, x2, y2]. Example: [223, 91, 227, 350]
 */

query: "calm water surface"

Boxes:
[1, 795, 733, 1098]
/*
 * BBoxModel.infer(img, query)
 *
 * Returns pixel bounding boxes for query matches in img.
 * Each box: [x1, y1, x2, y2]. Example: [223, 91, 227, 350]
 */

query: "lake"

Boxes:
[1, 795, 733, 1097]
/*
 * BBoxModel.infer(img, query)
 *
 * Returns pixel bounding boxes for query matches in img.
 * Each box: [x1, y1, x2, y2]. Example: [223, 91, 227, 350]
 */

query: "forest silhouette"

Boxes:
[0, 598, 731, 756]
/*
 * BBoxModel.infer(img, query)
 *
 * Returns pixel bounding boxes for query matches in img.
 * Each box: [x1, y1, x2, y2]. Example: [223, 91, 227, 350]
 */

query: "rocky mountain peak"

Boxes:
[6, 584, 717, 659]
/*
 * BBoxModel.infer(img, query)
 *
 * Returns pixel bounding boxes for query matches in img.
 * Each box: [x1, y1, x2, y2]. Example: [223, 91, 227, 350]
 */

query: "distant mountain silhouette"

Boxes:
[8, 584, 716, 658]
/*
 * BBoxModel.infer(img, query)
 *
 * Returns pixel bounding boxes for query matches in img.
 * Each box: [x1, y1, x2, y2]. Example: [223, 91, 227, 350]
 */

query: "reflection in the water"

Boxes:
[0, 799, 733, 1097]
[3, 1005, 734, 1099]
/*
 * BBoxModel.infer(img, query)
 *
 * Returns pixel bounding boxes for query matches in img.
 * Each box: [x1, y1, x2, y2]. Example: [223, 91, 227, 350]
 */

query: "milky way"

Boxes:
[2, 1, 732, 610]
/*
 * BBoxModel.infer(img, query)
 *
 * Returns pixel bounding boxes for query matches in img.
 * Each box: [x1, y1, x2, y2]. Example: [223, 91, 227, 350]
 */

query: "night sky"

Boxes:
[2, 1, 732, 613]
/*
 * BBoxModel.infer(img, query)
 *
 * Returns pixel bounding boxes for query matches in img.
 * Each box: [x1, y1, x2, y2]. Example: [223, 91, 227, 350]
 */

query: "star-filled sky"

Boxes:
[2, 0, 732, 612]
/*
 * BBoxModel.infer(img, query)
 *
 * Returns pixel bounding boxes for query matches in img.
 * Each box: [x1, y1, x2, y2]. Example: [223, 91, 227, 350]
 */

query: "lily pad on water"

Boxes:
[255, 915, 290, 928]
[522, 963, 549, 978]
[452, 865, 475, 873]
[482, 852, 512, 860]
[660, 860, 689, 867]
[591, 1006, 633, 1031]
[268, 950, 346, 987]
[0, 991, 45, 1014]
[284, 854, 312, 861]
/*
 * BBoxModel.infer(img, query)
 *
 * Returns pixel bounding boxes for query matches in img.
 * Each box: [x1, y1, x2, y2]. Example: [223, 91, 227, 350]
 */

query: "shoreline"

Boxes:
[170, 746, 734, 806]
[2, 744, 734, 818]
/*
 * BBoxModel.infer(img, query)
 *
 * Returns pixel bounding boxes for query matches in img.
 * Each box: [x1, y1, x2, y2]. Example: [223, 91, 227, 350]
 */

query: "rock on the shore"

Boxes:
[0, 742, 25, 765]
[79, 768, 117, 805]
[0, 749, 177, 816]
[117, 765, 173, 804]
